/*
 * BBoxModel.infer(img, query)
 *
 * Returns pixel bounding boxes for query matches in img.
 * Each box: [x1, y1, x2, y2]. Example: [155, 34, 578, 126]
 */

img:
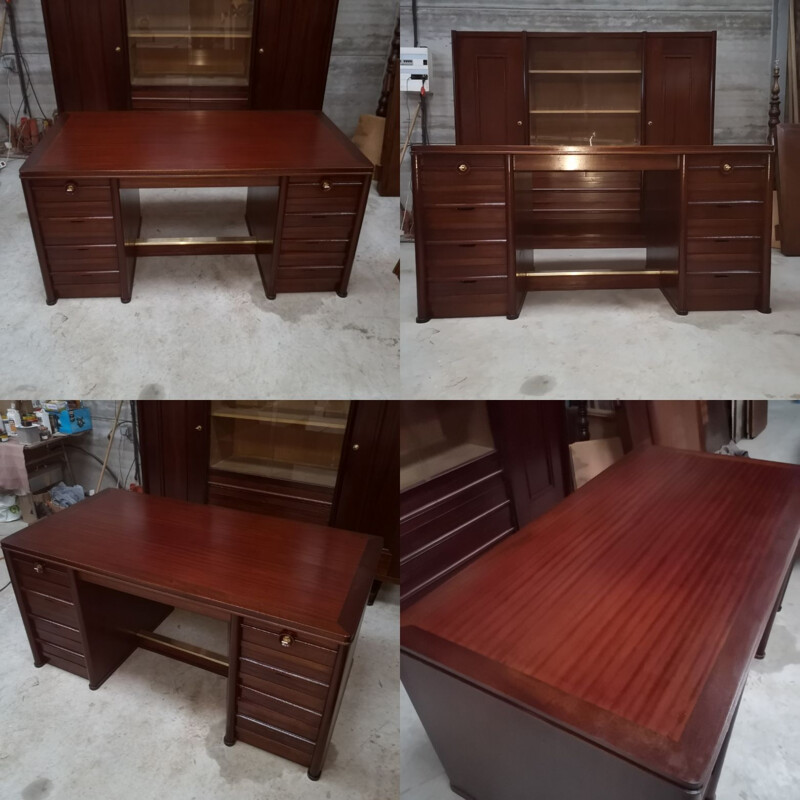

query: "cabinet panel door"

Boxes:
[488, 401, 569, 528]
[138, 401, 209, 504]
[252, 0, 339, 110]
[42, 0, 128, 111]
[331, 402, 399, 582]
[452, 33, 527, 145]
[644, 34, 715, 145]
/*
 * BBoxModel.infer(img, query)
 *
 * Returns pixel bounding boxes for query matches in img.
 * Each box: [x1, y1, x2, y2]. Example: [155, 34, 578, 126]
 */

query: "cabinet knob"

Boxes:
[258, 48, 264, 54]
[280, 633, 294, 648]
[647, 120, 653, 126]
[195, 425, 203, 431]
[721, 162, 733, 173]
[34, 563, 44, 574]
[458, 163, 469, 173]
[115, 46, 122, 53]
[65, 182, 77, 194]
[352, 443, 360, 451]
[321, 180, 332, 192]
[517, 120, 523, 126]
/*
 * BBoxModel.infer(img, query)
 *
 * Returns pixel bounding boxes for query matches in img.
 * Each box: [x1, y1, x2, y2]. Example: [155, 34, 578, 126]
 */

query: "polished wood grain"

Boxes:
[2, 489, 380, 642]
[402, 446, 800, 789]
[776, 124, 800, 255]
[21, 112, 372, 178]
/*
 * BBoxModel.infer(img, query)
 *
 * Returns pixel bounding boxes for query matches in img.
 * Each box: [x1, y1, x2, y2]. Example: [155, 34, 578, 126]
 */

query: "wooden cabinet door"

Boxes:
[644, 34, 715, 145]
[251, 0, 339, 109]
[452, 33, 527, 145]
[137, 401, 210, 504]
[488, 401, 570, 528]
[331, 402, 399, 582]
[42, 0, 129, 111]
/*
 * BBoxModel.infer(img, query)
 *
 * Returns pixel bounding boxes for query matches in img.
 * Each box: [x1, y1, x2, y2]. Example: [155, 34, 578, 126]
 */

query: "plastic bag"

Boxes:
[0, 492, 22, 522]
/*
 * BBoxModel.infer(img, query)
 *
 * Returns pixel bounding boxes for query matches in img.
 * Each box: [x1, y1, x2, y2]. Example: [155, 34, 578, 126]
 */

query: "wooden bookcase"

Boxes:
[41, 0, 339, 111]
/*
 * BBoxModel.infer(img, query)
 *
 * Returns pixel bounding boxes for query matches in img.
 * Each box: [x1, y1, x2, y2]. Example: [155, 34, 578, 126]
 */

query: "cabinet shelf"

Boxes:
[210, 456, 339, 487]
[529, 69, 642, 74]
[530, 109, 640, 114]
[128, 30, 253, 39]
[211, 410, 348, 430]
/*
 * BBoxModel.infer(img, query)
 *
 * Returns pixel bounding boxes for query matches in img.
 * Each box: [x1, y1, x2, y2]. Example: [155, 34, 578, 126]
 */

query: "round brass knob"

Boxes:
[115, 46, 122, 53]
[34, 563, 44, 574]
[721, 163, 733, 173]
[195, 425, 203, 431]
[647, 120, 653, 127]
[259, 48, 264, 54]
[352, 443, 360, 451]
[458, 163, 469, 173]
[280, 633, 294, 648]
[517, 120, 523, 126]
[321, 180, 332, 192]
[65, 182, 77, 194]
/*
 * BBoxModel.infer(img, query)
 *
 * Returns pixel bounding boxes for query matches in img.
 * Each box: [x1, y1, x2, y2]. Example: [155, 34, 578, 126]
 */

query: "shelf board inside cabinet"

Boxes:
[529, 69, 642, 74]
[529, 109, 641, 114]
[210, 410, 348, 430]
[210, 457, 340, 488]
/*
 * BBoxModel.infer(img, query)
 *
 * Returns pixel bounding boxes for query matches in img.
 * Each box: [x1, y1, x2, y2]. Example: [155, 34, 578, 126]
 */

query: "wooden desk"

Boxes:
[20, 111, 373, 304]
[412, 145, 774, 320]
[401, 446, 800, 799]
[1, 489, 380, 779]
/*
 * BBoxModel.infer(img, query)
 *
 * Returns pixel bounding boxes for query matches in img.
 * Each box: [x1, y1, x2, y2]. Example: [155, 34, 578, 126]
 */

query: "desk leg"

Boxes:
[756, 562, 794, 659]
[703, 697, 740, 800]
[247, 182, 283, 301]
[337, 176, 372, 298]
[224, 615, 242, 747]
[118, 186, 141, 304]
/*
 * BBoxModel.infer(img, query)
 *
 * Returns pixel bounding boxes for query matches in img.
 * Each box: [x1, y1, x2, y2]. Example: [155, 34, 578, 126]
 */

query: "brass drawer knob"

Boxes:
[258, 48, 264, 54]
[517, 120, 523, 126]
[34, 563, 44, 574]
[65, 182, 77, 194]
[280, 633, 295, 648]
[321, 180, 332, 192]
[721, 163, 733, 173]
[115, 46, 122, 53]
[458, 163, 469, 173]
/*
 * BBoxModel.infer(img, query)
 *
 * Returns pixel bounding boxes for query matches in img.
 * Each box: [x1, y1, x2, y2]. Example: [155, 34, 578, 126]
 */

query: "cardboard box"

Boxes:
[51, 407, 92, 434]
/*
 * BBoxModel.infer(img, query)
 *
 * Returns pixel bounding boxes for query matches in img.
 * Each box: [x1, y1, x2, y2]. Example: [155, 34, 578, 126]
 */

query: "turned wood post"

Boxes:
[768, 62, 781, 147]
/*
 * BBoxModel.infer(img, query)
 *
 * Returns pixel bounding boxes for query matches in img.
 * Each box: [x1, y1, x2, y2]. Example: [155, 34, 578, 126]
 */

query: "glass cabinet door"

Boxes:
[126, 0, 256, 87]
[209, 401, 351, 488]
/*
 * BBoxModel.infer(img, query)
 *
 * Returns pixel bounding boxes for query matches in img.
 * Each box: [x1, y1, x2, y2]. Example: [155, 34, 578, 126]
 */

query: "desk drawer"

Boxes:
[686, 216, 764, 238]
[686, 163, 767, 203]
[240, 639, 333, 684]
[38, 216, 117, 246]
[425, 242, 509, 279]
[30, 179, 113, 206]
[282, 212, 355, 240]
[685, 272, 762, 311]
[427, 288, 509, 319]
[11, 554, 70, 589]
[51, 270, 121, 288]
[46, 244, 120, 272]
[235, 716, 314, 767]
[32, 617, 84, 651]
[238, 683, 322, 730]
[237, 698, 320, 742]
[239, 668, 327, 715]
[24, 589, 79, 627]
[424, 206, 507, 241]
[285, 180, 363, 214]
[36, 200, 116, 220]
[685, 252, 764, 274]
[418, 155, 507, 204]
[239, 655, 330, 705]
[686, 237, 763, 257]
[241, 622, 337, 668]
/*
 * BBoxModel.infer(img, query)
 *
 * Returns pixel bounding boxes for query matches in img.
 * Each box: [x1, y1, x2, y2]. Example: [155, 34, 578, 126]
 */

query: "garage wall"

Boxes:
[400, 0, 777, 205]
[1, 0, 397, 138]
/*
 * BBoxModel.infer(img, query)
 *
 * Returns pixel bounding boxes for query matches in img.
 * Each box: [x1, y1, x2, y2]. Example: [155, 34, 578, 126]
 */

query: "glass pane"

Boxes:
[127, 0, 255, 87]
[209, 401, 351, 488]
[400, 402, 496, 490]
[528, 36, 642, 145]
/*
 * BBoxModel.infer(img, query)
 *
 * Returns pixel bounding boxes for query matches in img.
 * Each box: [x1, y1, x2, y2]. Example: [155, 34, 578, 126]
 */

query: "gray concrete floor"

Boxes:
[0, 538, 399, 800]
[400, 409, 800, 800]
[0, 159, 399, 398]
[400, 242, 800, 399]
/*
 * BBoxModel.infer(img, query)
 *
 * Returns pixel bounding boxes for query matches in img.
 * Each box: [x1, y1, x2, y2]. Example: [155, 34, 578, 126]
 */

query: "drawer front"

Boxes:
[686, 162, 767, 203]
[39, 640, 87, 669]
[24, 589, 79, 627]
[274, 274, 343, 294]
[685, 154, 769, 170]
[17, 571, 74, 602]
[427, 291, 509, 319]
[32, 617, 84, 651]
[686, 217, 764, 238]
[235, 716, 314, 767]
[278, 249, 348, 268]
[46, 244, 120, 272]
[280, 239, 349, 256]
[239, 668, 327, 715]
[238, 683, 323, 730]
[30, 179, 113, 206]
[38, 216, 117, 246]
[238, 654, 330, 705]
[685, 272, 762, 311]
[425, 242, 509, 279]
[281, 213, 355, 240]
[240, 639, 333, 684]
[419, 155, 507, 204]
[686, 237, 763, 257]
[685, 201, 764, 221]
[424, 206, 507, 241]
[285, 180, 363, 214]
[236, 713, 315, 754]
[51, 271, 121, 288]
[685, 252, 764, 274]
[241, 622, 337, 667]
[237, 697, 320, 742]
[429, 277, 509, 297]
[11, 554, 70, 588]
[36, 200, 116, 220]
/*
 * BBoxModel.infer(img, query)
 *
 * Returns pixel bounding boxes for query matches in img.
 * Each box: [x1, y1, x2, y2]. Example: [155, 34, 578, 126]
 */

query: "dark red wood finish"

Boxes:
[776, 124, 800, 255]
[412, 144, 773, 319]
[402, 446, 800, 794]
[1, 490, 380, 778]
[41, 0, 339, 113]
[644, 33, 716, 145]
[20, 112, 372, 303]
[452, 33, 528, 146]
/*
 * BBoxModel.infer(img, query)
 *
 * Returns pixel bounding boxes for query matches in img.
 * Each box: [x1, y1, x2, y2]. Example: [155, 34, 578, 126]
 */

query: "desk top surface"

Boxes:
[1, 489, 380, 642]
[20, 111, 373, 178]
[413, 143, 774, 155]
[401, 446, 800, 789]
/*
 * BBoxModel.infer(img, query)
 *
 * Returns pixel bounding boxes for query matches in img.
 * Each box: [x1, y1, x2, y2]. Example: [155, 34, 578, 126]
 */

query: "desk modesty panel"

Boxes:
[401, 447, 800, 800]
[1, 489, 381, 779]
[411, 145, 774, 320]
[20, 111, 373, 304]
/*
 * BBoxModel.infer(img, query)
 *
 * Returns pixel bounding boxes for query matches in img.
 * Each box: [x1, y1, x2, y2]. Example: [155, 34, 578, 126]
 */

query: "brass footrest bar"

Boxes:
[126, 236, 273, 257]
[133, 630, 229, 677]
[517, 269, 679, 292]
[517, 269, 679, 278]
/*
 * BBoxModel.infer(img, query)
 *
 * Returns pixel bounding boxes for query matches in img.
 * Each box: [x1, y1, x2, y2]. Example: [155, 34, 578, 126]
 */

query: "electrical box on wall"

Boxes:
[400, 47, 432, 93]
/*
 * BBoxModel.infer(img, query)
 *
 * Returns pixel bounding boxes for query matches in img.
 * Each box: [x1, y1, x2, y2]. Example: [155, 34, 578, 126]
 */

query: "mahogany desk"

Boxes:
[1, 489, 380, 779]
[401, 446, 800, 800]
[20, 111, 373, 304]
[412, 144, 774, 319]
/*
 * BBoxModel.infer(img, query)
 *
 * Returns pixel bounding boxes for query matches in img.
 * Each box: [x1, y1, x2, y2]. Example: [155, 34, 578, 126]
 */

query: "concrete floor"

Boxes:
[0, 536, 399, 800]
[0, 159, 400, 398]
[400, 242, 800, 399]
[400, 409, 800, 800]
